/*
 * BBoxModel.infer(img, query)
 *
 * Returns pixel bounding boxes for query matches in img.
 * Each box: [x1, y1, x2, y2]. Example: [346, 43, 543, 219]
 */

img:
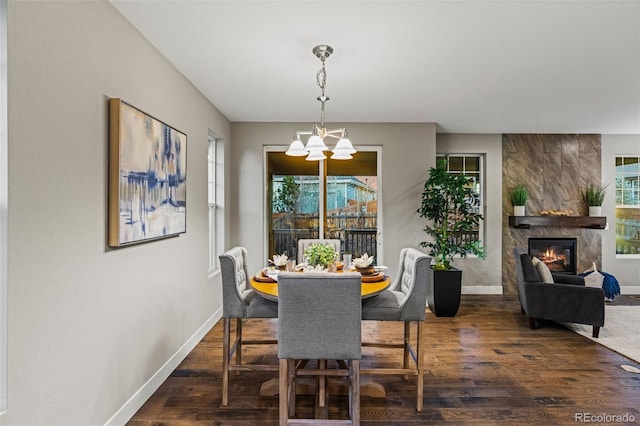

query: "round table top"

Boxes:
[250, 273, 391, 302]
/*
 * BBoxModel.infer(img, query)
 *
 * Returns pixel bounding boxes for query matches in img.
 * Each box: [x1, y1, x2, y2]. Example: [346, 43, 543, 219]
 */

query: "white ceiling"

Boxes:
[110, 0, 640, 134]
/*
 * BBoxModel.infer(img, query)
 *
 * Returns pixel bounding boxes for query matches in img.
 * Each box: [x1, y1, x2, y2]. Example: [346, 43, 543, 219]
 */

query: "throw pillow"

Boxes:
[584, 271, 604, 288]
[532, 256, 554, 283]
[583, 262, 605, 288]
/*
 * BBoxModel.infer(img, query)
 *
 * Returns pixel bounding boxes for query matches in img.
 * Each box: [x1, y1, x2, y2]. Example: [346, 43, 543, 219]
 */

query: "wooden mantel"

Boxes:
[508, 215, 606, 229]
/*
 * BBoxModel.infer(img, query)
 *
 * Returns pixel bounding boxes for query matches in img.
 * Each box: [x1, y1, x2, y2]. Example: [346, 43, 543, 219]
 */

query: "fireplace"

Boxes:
[528, 238, 577, 275]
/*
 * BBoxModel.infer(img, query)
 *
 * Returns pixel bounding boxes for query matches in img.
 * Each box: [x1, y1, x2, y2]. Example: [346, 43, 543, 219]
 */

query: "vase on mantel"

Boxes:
[588, 206, 602, 217]
[514, 205, 526, 217]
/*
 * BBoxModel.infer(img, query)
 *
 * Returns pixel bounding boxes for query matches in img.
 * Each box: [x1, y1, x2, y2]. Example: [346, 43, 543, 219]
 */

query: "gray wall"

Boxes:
[229, 122, 436, 279]
[602, 134, 640, 290]
[4, 2, 638, 425]
[436, 134, 503, 292]
[6, 1, 228, 424]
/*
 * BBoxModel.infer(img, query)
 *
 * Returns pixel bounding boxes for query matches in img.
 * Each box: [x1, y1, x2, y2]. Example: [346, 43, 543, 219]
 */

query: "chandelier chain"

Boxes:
[317, 55, 327, 127]
[316, 56, 327, 98]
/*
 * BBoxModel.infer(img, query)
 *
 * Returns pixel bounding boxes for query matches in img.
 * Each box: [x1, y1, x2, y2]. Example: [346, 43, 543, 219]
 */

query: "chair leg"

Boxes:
[222, 318, 231, 407]
[416, 320, 424, 412]
[288, 359, 296, 417]
[351, 359, 360, 425]
[318, 359, 327, 408]
[593, 326, 600, 338]
[279, 358, 288, 426]
[403, 322, 411, 373]
[235, 318, 243, 375]
[528, 317, 536, 330]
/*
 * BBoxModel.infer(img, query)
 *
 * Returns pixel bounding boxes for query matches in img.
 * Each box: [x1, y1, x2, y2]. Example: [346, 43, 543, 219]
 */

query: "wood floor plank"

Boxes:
[127, 295, 640, 425]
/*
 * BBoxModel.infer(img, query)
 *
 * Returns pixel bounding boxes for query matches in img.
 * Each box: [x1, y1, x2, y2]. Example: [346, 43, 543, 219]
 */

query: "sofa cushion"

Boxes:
[532, 256, 554, 283]
[520, 253, 541, 282]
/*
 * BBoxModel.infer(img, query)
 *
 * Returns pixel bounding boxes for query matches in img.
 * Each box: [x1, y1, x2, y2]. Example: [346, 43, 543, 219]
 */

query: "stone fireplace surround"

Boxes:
[502, 134, 603, 295]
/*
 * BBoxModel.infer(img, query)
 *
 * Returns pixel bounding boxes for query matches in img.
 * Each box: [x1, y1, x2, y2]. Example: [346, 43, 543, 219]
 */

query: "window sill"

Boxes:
[208, 268, 221, 279]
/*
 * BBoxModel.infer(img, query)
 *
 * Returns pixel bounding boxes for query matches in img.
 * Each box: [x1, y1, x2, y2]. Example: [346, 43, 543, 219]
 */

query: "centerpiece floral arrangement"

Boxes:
[271, 253, 288, 270]
[353, 253, 375, 274]
[352, 253, 372, 267]
[303, 243, 338, 270]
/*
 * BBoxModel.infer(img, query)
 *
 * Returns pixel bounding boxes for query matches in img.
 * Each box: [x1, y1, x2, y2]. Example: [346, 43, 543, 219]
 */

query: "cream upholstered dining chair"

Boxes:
[219, 247, 279, 407]
[297, 239, 341, 264]
[360, 247, 431, 412]
[277, 272, 362, 425]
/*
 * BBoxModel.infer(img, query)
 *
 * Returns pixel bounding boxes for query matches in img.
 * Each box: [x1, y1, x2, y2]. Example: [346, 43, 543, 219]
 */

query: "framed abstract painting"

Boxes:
[108, 98, 187, 247]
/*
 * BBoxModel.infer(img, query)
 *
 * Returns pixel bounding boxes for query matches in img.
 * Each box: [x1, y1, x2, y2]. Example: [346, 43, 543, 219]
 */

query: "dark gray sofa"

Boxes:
[514, 247, 604, 338]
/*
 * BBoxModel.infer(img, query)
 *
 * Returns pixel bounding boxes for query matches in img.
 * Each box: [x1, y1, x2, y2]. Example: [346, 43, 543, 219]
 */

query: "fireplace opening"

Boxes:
[528, 237, 577, 275]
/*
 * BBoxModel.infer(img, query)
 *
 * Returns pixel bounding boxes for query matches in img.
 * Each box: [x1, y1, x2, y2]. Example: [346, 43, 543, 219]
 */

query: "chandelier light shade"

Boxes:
[330, 133, 356, 159]
[285, 45, 356, 161]
[305, 133, 328, 152]
[305, 149, 327, 161]
[286, 136, 307, 157]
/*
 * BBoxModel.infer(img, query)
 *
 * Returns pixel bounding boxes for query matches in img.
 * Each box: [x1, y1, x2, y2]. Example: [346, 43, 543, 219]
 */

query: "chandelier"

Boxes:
[285, 45, 356, 161]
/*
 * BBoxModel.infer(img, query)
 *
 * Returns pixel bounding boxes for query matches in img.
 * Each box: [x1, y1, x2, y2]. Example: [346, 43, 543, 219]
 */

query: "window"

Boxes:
[267, 148, 380, 264]
[615, 155, 640, 257]
[207, 132, 224, 273]
[436, 154, 484, 250]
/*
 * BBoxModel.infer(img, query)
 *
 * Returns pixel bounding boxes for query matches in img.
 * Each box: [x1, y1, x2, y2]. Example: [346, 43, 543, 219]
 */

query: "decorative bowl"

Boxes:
[355, 266, 375, 275]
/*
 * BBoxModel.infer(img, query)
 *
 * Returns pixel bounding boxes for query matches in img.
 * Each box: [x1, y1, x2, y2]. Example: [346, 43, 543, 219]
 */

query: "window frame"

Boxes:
[208, 133, 224, 275]
[263, 145, 383, 263]
[615, 154, 640, 259]
[436, 153, 485, 257]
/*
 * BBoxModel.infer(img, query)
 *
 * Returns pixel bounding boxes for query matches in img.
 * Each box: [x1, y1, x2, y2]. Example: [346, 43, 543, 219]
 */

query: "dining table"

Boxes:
[249, 267, 391, 407]
[250, 269, 391, 302]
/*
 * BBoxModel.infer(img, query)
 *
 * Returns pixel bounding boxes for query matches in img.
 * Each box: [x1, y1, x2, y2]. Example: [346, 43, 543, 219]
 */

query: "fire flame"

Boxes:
[539, 248, 566, 267]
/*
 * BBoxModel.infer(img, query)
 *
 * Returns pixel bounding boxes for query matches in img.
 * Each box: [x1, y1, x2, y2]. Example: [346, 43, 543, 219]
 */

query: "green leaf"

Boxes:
[303, 243, 338, 268]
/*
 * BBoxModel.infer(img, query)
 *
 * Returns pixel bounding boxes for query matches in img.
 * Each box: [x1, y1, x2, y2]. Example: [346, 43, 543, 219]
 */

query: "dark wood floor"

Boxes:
[128, 295, 640, 425]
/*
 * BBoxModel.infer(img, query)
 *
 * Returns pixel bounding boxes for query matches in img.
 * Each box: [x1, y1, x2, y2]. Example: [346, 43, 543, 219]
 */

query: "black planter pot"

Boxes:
[427, 267, 462, 317]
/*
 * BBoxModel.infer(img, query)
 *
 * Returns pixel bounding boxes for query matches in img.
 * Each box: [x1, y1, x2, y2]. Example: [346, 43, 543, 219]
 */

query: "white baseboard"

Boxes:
[104, 307, 223, 426]
[621, 286, 640, 295]
[461, 286, 640, 296]
[462, 285, 503, 295]
[460, 286, 639, 295]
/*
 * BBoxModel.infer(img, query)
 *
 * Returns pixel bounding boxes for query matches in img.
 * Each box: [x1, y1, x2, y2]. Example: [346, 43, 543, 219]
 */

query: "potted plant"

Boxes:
[583, 182, 607, 216]
[273, 176, 300, 258]
[303, 243, 338, 271]
[509, 184, 528, 216]
[417, 157, 485, 316]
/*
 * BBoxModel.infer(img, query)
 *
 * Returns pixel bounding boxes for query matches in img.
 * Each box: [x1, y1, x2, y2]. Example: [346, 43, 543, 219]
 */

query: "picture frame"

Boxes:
[108, 98, 187, 247]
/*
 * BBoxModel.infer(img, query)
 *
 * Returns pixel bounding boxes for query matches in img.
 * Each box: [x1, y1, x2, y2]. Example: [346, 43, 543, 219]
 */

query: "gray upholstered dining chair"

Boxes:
[219, 246, 279, 407]
[360, 247, 431, 412]
[297, 239, 341, 264]
[277, 272, 362, 425]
